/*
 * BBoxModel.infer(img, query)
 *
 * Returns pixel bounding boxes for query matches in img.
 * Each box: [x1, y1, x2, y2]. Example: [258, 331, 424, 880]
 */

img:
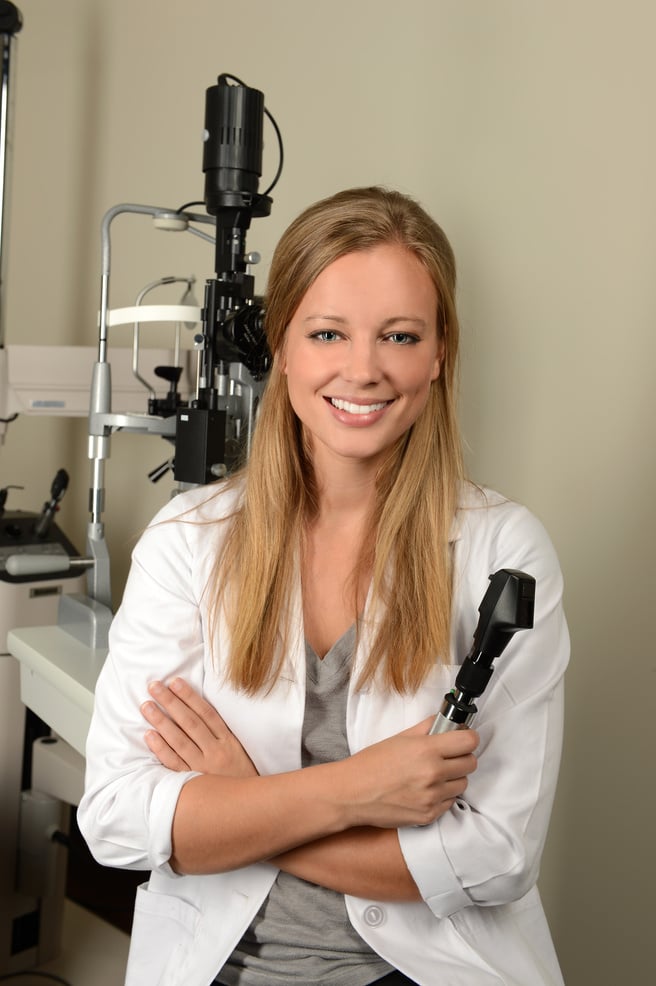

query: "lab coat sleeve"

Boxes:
[77, 493, 221, 876]
[397, 498, 569, 917]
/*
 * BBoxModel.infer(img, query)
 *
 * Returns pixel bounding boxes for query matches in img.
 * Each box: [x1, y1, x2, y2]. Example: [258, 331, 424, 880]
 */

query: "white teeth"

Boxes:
[330, 398, 388, 415]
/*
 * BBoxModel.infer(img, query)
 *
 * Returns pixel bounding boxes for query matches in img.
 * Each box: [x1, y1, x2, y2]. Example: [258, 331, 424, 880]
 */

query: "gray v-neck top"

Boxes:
[216, 626, 393, 986]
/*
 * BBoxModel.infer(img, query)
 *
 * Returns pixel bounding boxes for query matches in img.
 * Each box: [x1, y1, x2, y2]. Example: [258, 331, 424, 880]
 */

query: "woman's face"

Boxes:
[280, 243, 443, 474]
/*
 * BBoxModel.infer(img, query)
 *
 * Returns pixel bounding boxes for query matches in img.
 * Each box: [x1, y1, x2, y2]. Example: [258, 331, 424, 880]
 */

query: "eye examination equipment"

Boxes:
[430, 569, 536, 735]
[1, 15, 281, 970]
[86, 72, 280, 610]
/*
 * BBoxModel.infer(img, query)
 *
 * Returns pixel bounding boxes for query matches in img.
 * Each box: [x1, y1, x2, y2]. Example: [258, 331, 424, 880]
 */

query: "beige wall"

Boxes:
[3, 1, 654, 982]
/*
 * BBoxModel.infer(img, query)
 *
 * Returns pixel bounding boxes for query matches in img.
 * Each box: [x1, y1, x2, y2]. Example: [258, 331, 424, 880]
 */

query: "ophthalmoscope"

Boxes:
[430, 569, 536, 735]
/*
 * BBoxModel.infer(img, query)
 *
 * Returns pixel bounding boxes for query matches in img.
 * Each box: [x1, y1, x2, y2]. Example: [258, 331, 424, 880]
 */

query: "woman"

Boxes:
[78, 187, 569, 986]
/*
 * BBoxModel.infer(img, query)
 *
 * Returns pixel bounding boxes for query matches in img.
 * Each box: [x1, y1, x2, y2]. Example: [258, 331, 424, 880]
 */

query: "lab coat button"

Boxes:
[364, 904, 385, 927]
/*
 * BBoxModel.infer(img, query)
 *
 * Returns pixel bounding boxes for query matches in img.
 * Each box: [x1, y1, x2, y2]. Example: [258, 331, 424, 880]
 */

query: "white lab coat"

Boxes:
[78, 481, 569, 986]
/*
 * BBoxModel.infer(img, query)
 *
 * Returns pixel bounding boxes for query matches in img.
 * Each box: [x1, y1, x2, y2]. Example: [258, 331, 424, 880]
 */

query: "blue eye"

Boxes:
[387, 332, 419, 345]
[310, 330, 341, 342]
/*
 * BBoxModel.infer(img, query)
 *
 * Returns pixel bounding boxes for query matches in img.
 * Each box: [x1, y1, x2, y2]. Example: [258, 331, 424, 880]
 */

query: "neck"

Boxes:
[312, 456, 379, 519]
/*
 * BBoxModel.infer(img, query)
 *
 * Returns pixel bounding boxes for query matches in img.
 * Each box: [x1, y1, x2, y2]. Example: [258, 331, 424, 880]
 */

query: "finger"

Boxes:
[431, 728, 479, 758]
[168, 678, 231, 738]
[149, 680, 229, 744]
[440, 751, 478, 781]
[147, 681, 215, 746]
[402, 716, 436, 736]
[144, 729, 190, 772]
[141, 699, 204, 764]
[422, 777, 471, 825]
[442, 775, 470, 800]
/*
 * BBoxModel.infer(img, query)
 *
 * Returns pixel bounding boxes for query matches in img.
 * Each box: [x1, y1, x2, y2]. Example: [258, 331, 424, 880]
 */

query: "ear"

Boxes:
[430, 336, 446, 381]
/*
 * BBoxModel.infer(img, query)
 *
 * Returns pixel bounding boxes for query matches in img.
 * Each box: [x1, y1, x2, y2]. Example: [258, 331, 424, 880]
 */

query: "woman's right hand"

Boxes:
[343, 719, 478, 829]
[142, 678, 258, 779]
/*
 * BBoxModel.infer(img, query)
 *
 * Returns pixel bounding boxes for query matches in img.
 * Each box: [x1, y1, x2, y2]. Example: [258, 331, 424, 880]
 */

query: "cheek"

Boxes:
[280, 350, 305, 384]
[282, 362, 306, 409]
[401, 363, 440, 419]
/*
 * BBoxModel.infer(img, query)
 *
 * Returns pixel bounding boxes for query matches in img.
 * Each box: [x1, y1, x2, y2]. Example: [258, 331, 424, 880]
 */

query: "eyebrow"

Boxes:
[303, 315, 428, 329]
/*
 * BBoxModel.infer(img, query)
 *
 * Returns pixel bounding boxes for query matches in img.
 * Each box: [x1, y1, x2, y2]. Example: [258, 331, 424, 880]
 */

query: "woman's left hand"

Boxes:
[142, 678, 258, 778]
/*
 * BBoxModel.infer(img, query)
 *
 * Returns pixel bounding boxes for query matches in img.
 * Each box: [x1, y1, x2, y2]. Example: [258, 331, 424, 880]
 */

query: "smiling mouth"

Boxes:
[328, 398, 391, 415]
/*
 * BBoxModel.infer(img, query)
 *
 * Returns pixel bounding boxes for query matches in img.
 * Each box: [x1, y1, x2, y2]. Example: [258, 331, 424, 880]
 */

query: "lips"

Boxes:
[328, 397, 391, 415]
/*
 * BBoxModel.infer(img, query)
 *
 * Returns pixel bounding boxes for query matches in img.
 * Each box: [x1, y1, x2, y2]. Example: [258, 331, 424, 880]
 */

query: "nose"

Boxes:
[343, 338, 382, 385]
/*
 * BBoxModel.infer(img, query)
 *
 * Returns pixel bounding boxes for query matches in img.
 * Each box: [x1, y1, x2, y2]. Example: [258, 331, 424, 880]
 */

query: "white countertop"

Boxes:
[8, 625, 106, 756]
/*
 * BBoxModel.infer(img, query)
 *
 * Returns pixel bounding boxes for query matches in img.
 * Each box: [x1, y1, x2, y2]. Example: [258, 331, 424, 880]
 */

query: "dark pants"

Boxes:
[372, 973, 418, 985]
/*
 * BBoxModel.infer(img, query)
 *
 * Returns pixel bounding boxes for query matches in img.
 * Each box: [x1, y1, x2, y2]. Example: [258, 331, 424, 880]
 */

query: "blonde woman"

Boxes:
[78, 187, 568, 986]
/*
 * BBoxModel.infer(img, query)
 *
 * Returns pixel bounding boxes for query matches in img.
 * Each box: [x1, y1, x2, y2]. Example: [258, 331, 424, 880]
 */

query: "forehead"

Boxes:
[296, 244, 437, 319]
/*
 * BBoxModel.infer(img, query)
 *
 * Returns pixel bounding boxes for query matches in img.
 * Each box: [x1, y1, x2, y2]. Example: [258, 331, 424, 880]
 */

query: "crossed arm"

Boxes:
[142, 678, 478, 901]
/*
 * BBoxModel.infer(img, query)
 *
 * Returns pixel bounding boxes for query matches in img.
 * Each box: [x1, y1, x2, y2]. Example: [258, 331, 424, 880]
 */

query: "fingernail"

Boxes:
[170, 678, 183, 693]
[148, 681, 163, 695]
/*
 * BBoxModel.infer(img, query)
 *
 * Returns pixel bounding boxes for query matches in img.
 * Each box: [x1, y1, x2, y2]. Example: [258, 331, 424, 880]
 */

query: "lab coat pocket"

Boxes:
[125, 882, 201, 986]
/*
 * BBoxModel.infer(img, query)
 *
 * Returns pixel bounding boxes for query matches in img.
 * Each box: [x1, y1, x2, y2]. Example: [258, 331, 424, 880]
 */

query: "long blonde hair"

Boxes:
[211, 186, 464, 694]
